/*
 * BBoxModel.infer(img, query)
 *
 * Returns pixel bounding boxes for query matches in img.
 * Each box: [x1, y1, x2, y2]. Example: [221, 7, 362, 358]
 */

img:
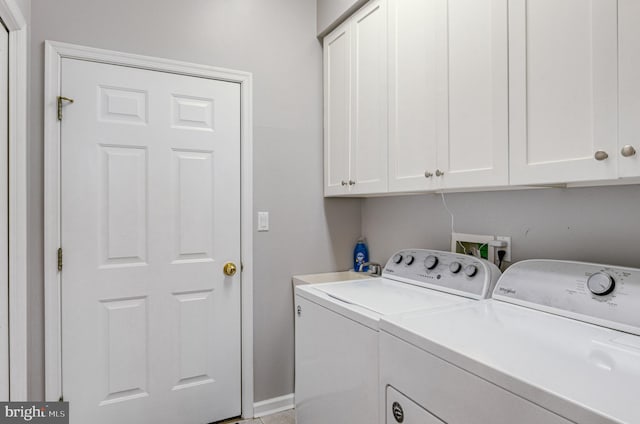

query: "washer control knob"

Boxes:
[424, 255, 439, 270]
[449, 262, 462, 274]
[404, 255, 415, 265]
[464, 264, 478, 277]
[587, 272, 615, 296]
[392, 254, 403, 264]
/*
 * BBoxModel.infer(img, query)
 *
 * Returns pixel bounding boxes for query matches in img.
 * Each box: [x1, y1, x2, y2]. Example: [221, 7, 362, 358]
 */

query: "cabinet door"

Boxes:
[619, 0, 640, 178]
[388, 0, 438, 192]
[509, 0, 618, 185]
[436, 0, 509, 189]
[349, 0, 388, 195]
[324, 22, 351, 196]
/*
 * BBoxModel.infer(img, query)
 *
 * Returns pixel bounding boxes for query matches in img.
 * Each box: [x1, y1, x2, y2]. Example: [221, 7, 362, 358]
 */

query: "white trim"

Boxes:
[0, 0, 28, 401]
[252, 394, 295, 418]
[44, 41, 254, 418]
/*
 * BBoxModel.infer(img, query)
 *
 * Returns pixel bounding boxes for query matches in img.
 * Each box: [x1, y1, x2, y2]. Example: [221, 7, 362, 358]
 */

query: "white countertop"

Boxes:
[292, 271, 371, 286]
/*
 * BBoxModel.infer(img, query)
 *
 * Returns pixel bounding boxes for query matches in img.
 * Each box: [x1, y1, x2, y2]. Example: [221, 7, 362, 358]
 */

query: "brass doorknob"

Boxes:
[223, 262, 237, 276]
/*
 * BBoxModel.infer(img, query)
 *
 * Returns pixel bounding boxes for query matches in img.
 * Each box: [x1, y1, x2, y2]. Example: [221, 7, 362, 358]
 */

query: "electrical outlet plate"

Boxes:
[496, 235, 511, 262]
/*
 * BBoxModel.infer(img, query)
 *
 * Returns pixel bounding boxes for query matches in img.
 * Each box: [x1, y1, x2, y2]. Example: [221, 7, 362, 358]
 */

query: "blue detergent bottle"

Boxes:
[354, 238, 369, 272]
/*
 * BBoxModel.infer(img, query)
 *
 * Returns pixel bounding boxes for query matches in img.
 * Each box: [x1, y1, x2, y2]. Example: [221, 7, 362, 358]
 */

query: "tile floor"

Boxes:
[216, 408, 295, 424]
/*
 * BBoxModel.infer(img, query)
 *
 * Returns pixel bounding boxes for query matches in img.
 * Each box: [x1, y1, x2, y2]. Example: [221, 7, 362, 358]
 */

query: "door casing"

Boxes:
[43, 41, 254, 417]
[0, 0, 28, 401]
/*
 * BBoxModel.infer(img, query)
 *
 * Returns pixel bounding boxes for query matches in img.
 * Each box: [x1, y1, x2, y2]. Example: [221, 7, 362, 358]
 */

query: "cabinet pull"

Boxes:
[348, 180, 356, 185]
[341, 180, 348, 186]
[424, 171, 433, 178]
[594, 151, 609, 161]
[621, 145, 637, 158]
[435, 169, 445, 177]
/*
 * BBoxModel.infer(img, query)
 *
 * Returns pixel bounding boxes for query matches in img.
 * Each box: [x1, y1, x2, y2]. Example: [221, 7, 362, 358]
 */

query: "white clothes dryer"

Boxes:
[380, 259, 640, 424]
[294, 249, 501, 424]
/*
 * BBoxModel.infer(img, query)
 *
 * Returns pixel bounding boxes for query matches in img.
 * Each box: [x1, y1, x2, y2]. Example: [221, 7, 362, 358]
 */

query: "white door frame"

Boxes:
[0, 0, 28, 401]
[43, 41, 254, 418]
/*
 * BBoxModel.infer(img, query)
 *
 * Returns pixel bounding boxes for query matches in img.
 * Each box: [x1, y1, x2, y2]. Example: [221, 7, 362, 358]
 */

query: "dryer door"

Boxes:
[387, 386, 445, 424]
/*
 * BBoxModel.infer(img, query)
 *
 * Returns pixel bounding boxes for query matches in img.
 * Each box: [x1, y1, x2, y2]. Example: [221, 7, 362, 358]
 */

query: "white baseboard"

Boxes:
[252, 393, 295, 418]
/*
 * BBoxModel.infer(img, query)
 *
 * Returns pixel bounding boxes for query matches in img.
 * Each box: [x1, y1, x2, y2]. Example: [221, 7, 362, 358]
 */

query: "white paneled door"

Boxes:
[0, 22, 8, 402]
[60, 58, 241, 424]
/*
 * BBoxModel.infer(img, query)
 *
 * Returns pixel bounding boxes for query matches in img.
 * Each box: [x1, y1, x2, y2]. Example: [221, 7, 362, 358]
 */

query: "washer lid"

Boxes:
[381, 300, 640, 424]
[313, 278, 470, 316]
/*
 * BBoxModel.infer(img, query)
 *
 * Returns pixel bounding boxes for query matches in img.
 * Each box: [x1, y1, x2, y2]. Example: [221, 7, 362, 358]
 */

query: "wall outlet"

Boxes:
[496, 235, 511, 262]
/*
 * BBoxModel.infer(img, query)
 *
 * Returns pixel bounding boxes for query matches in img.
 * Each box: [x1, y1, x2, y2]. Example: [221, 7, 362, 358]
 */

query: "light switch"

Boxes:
[258, 211, 269, 232]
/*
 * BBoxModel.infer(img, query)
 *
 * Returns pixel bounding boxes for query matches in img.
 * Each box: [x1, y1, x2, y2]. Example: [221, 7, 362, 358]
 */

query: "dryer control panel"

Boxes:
[494, 260, 640, 336]
[382, 249, 501, 300]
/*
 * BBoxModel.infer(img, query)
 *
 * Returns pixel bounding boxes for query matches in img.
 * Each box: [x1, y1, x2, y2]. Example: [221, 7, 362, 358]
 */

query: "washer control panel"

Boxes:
[494, 260, 640, 335]
[382, 249, 501, 299]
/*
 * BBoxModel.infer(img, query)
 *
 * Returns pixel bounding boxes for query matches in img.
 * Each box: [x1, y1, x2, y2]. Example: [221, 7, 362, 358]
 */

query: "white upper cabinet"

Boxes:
[324, 22, 351, 196]
[509, 0, 619, 185]
[436, 0, 509, 189]
[325, 0, 631, 196]
[350, 0, 388, 194]
[388, 0, 508, 193]
[619, 0, 640, 178]
[388, 0, 438, 192]
[323, 0, 387, 196]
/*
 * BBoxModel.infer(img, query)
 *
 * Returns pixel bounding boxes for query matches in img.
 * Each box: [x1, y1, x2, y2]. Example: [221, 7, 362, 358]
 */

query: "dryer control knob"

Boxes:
[449, 262, 462, 274]
[424, 255, 439, 270]
[404, 255, 415, 265]
[464, 264, 478, 277]
[393, 254, 403, 264]
[587, 272, 615, 296]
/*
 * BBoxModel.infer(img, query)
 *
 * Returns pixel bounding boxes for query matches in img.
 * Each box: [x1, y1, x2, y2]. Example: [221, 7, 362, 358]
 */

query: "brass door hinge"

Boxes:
[57, 247, 63, 271]
[57, 96, 74, 121]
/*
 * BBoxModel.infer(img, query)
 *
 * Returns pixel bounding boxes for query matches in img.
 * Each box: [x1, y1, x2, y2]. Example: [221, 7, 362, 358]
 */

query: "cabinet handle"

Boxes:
[594, 151, 609, 161]
[424, 171, 433, 178]
[348, 180, 356, 185]
[435, 169, 445, 177]
[621, 145, 637, 158]
[341, 180, 348, 186]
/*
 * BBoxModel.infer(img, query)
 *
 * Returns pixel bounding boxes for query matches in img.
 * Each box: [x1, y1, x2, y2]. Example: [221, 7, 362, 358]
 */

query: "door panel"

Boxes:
[60, 58, 241, 424]
[509, 0, 618, 184]
[324, 23, 351, 195]
[619, 0, 640, 178]
[350, 0, 388, 194]
[0, 22, 7, 402]
[437, 0, 509, 189]
[388, 0, 438, 192]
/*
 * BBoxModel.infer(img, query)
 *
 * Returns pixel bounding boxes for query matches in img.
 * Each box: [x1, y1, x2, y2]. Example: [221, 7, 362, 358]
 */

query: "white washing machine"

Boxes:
[294, 249, 501, 424]
[380, 259, 640, 424]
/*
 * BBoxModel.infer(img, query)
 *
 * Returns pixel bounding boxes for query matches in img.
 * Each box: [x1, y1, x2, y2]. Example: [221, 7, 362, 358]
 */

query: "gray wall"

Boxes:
[12, 0, 29, 22]
[362, 185, 640, 269]
[316, 0, 366, 36]
[29, 0, 362, 402]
